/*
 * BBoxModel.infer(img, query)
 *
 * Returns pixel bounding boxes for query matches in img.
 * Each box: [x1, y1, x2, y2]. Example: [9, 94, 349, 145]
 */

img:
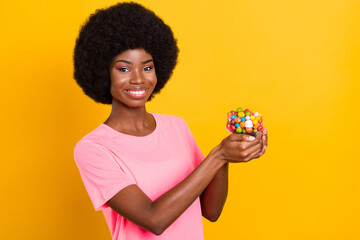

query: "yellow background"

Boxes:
[1, 0, 359, 239]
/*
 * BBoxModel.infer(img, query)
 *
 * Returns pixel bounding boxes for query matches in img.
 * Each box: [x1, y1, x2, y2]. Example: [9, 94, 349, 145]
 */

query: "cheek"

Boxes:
[109, 78, 124, 96]
[150, 73, 157, 86]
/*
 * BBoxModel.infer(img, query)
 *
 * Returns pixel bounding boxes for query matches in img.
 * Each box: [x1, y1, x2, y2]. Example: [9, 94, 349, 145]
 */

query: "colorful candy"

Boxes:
[226, 107, 265, 136]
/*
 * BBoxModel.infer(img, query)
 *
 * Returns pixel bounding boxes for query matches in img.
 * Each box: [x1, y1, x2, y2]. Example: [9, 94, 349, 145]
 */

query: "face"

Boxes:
[109, 48, 157, 108]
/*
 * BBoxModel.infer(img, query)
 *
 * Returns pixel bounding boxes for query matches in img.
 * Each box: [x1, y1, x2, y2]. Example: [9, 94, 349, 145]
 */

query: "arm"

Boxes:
[107, 131, 266, 235]
[200, 129, 268, 222]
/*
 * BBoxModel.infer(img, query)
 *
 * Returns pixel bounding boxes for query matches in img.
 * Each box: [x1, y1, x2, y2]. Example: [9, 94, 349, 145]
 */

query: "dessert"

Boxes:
[226, 107, 264, 136]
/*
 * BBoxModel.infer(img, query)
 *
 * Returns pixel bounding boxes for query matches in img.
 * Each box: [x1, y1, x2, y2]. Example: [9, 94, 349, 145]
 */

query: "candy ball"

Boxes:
[245, 120, 253, 128]
[226, 107, 264, 136]
[245, 127, 253, 133]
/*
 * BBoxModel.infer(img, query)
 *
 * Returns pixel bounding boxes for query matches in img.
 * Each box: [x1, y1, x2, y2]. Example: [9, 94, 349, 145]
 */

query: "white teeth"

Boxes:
[128, 90, 146, 96]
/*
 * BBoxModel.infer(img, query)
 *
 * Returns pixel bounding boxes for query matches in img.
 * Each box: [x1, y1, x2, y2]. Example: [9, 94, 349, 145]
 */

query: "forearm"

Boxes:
[149, 146, 226, 233]
[200, 162, 228, 221]
[107, 133, 265, 235]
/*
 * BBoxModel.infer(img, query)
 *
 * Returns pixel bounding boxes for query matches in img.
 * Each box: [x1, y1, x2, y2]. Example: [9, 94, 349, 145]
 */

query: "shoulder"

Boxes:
[152, 113, 193, 137]
[73, 125, 112, 161]
[152, 112, 188, 128]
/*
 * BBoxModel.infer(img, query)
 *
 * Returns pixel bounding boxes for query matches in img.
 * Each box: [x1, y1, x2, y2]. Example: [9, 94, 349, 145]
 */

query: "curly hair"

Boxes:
[73, 2, 179, 104]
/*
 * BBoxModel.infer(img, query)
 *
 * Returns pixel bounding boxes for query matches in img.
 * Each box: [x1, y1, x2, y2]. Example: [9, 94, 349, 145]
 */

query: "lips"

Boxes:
[125, 88, 148, 98]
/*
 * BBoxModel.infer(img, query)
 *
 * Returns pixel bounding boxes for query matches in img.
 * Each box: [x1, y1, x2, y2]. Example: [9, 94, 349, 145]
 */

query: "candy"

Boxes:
[245, 127, 253, 133]
[245, 120, 253, 128]
[225, 107, 264, 136]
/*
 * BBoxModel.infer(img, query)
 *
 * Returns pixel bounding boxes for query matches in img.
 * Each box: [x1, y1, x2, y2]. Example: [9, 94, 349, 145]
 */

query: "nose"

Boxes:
[129, 69, 145, 84]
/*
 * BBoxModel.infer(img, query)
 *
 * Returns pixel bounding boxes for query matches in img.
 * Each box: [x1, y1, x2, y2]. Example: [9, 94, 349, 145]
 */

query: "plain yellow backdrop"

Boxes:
[0, 0, 359, 239]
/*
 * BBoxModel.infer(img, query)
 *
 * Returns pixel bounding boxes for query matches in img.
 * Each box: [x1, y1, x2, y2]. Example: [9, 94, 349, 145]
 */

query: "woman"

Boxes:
[73, 2, 267, 240]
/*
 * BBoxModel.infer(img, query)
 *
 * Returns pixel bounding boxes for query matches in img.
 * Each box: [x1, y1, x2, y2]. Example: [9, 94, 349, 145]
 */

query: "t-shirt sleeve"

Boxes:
[74, 140, 136, 211]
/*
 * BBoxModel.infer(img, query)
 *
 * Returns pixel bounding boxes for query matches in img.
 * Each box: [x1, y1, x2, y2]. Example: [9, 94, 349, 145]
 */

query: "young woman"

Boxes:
[73, 2, 267, 240]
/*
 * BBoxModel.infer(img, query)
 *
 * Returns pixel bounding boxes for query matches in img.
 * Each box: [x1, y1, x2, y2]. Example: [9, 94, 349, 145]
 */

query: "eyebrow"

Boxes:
[114, 59, 153, 64]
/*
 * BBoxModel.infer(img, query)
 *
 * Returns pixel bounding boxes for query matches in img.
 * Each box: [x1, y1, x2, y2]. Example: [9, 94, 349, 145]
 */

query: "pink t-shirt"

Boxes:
[74, 113, 205, 240]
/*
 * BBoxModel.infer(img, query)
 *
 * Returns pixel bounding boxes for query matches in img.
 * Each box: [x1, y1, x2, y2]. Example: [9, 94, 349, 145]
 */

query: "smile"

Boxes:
[125, 88, 148, 98]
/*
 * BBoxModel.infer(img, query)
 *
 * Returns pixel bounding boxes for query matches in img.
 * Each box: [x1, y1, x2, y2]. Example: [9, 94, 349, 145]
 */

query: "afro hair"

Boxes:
[73, 2, 179, 104]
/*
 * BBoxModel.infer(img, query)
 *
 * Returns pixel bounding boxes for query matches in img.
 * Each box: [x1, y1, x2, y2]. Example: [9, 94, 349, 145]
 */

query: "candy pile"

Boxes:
[226, 107, 264, 136]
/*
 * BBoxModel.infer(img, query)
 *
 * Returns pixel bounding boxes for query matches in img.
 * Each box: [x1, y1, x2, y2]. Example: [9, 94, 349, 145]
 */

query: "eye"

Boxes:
[118, 67, 130, 72]
[143, 66, 153, 71]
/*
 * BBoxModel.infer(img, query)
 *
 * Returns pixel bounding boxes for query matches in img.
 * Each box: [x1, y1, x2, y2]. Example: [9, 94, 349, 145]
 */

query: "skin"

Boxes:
[104, 48, 268, 235]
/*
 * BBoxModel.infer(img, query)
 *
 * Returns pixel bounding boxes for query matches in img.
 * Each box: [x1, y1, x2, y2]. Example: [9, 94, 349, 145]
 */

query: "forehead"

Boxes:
[113, 48, 153, 63]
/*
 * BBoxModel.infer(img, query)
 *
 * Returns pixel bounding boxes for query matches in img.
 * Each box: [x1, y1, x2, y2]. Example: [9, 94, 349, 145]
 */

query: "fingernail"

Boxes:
[249, 136, 255, 141]
[264, 128, 267, 134]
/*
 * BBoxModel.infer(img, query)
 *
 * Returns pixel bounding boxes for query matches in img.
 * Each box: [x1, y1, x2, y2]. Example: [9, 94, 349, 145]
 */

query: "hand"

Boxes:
[259, 128, 268, 157]
[218, 129, 267, 163]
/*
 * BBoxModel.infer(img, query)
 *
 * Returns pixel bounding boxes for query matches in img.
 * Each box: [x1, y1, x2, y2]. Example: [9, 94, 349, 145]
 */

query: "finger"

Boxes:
[239, 140, 262, 161]
[238, 137, 261, 150]
[259, 144, 267, 156]
[243, 148, 262, 162]
[264, 128, 268, 147]
[262, 128, 267, 147]
[256, 131, 263, 140]
[230, 133, 256, 142]
[224, 139, 259, 160]
[259, 131, 267, 156]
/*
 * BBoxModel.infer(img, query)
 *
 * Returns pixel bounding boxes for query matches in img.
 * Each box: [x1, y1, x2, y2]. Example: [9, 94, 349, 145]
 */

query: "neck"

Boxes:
[103, 99, 155, 136]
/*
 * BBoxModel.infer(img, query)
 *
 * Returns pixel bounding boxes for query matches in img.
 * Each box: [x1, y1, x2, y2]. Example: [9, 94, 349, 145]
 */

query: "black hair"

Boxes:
[73, 2, 179, 104]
